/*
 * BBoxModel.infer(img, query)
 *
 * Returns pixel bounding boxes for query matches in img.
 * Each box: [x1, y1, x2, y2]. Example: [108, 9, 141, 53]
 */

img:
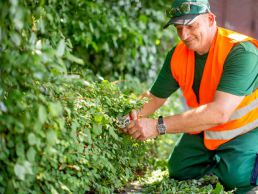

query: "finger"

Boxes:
[128, 126, 138, 135]
[137, 136, 146, 141]
[130, 110, 138, 120]
[127, 119, 136, 129]
[132, 131, 142, 139]
[122, 128, 128, 133]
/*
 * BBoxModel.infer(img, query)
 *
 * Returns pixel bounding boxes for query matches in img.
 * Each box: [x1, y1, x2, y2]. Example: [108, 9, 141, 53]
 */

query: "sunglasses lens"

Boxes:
[166, 2, 201, 18]
[171, 9, 177, 17]
[180, 3, 191, 13]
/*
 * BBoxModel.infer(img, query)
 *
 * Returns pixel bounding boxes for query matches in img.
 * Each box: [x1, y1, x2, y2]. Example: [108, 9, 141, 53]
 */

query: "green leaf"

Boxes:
[45, 146, 57, 155]
[59, 181, 72, 193]
[28, 133, 37, 146]
[56, 39, 66, 57]
[11, 32, 21, 46]
[211, 183, 224, 194]
[46, 130, 57, 146]
[139, 14, 148, 23]
[108, 127, 119, 140]
[66, 53, 84, 65]
[26, 147, 36, 162]
[14, 161, 33, 180]
[71, 121, 79, 130]
[90, 41, 99, 51]
[38, 105, 47, 124]
[16, 142, 25, 158]
[57, 118, 65, 131]
[92, 123, 102, 136]
[85, 128, 92, 144]
[94, 114, 103, 123]
[0, 102, 7, 112]
[50, 186, 59, 194]
[14, 164, 26, 180]
[23, 161, 33, 175]
[48, 102, 63, 117]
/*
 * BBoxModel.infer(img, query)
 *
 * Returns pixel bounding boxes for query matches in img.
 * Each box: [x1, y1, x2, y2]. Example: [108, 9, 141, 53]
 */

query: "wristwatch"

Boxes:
[157, 116, 167, 135]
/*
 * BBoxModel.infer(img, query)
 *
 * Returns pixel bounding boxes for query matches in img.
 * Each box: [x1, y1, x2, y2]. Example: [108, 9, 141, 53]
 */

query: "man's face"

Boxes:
[175, 14, 211, 54]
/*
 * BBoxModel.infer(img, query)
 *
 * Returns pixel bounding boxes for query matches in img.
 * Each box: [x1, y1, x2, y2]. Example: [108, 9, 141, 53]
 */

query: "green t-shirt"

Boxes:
[150, 42, 258, 100]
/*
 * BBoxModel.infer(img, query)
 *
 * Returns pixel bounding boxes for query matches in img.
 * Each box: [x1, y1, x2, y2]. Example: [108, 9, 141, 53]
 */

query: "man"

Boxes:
[122, 0, 258, 193]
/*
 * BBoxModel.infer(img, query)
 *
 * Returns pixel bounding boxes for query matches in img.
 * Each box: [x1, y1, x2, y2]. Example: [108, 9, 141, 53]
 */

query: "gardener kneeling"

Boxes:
[121, 0, 258, 193]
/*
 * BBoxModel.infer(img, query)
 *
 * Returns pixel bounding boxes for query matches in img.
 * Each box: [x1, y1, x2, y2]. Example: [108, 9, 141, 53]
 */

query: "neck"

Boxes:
[196, 26, 218, 55]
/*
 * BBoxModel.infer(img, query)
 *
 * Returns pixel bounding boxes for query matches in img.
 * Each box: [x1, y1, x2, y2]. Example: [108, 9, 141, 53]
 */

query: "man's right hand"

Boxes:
[118, 109, 139, 133]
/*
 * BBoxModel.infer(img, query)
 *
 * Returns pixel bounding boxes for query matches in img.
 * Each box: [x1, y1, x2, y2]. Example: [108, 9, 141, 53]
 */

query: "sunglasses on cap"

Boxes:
[165, 2, 210, 18]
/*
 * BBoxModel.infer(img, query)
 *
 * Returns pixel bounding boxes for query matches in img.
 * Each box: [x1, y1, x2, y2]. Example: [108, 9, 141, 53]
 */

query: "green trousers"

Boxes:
[168, 129, 258, 194]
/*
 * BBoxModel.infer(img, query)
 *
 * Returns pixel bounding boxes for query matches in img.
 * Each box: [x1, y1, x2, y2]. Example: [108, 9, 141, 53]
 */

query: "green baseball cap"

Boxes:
[164, 0, 210, 28]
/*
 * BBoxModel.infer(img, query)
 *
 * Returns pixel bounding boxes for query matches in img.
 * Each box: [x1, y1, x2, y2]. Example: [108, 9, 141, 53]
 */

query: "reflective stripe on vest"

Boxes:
[229, 99, 258, 121]
[205, 119, 258, 140]
[170, 27, 258, 150]
[205, 91, 258, 141]
[204, 89, 258, 150]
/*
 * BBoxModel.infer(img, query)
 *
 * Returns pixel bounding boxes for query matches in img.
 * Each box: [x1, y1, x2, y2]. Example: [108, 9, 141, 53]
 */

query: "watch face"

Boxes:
[157, 116, 166, 135]
[158, 124, 166, 134]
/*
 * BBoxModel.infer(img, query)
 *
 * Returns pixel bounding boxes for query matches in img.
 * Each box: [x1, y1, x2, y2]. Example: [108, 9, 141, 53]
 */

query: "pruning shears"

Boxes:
[116, 114, 133, 129]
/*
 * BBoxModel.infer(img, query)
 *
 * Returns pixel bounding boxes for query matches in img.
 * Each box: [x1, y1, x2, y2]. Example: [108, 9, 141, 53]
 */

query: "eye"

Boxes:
[187, 25, 194, 29]
[176, 26, 183, 33]
[187, 22, 199, 30]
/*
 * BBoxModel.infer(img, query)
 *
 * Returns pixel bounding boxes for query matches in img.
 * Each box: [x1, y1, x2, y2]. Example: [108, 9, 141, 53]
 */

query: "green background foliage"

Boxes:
[0, 0, 177, 193]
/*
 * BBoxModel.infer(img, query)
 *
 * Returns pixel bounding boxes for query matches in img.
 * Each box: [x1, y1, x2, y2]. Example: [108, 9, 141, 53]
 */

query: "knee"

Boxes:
[168, 161, 179, 179]
[218, 170, 254, 193]
[168, 155, 179, 178]
[168, 155, 187, 180]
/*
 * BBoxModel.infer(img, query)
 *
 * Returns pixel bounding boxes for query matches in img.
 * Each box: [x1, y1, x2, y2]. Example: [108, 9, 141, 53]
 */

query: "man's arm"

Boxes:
[164, 91, 244, 133]
[137, 91, 167, 117]
[124, 91, 166, 134]
[127, 91, 244, 140]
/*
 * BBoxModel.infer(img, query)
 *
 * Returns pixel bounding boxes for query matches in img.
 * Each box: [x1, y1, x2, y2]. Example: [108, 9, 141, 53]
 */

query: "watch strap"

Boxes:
[158, 116, 164, 125]
[157, 116, 166, 135]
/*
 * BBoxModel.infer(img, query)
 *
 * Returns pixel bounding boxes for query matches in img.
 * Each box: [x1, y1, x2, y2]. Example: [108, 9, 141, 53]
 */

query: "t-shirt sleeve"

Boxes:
[150, 48, 179, 98]
[217, 41, 258, 96]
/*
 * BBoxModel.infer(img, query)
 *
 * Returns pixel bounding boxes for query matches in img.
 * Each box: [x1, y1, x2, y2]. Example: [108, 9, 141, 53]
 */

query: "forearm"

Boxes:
[163, 102, 228, 133]
[126, 91, 244, 141]
[138, 91, 166, 117]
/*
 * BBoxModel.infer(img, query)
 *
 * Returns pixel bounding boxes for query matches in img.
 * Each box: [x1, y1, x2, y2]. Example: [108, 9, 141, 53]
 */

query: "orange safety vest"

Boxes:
[170, 27, 258, 150]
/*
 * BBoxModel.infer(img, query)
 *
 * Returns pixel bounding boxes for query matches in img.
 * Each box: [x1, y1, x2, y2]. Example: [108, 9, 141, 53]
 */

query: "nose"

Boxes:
[178, 26, 190, 40]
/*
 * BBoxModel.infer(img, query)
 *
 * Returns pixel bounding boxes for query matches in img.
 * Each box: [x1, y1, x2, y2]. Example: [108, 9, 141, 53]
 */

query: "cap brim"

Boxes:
[163, 14, 199, 29]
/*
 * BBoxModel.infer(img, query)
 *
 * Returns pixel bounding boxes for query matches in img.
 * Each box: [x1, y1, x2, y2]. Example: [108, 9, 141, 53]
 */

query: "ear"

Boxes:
[208, 12, 216, 26]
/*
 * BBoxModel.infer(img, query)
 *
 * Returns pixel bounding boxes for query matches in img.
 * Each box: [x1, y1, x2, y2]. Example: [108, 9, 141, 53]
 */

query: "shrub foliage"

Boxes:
[0, 0, 176, 193]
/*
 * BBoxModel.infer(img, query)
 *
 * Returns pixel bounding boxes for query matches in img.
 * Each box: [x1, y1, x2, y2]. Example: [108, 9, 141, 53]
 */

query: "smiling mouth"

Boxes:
[184, 40, 193, 45]
[185, 38, 195, 42]
[185, 38, 198, 44]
